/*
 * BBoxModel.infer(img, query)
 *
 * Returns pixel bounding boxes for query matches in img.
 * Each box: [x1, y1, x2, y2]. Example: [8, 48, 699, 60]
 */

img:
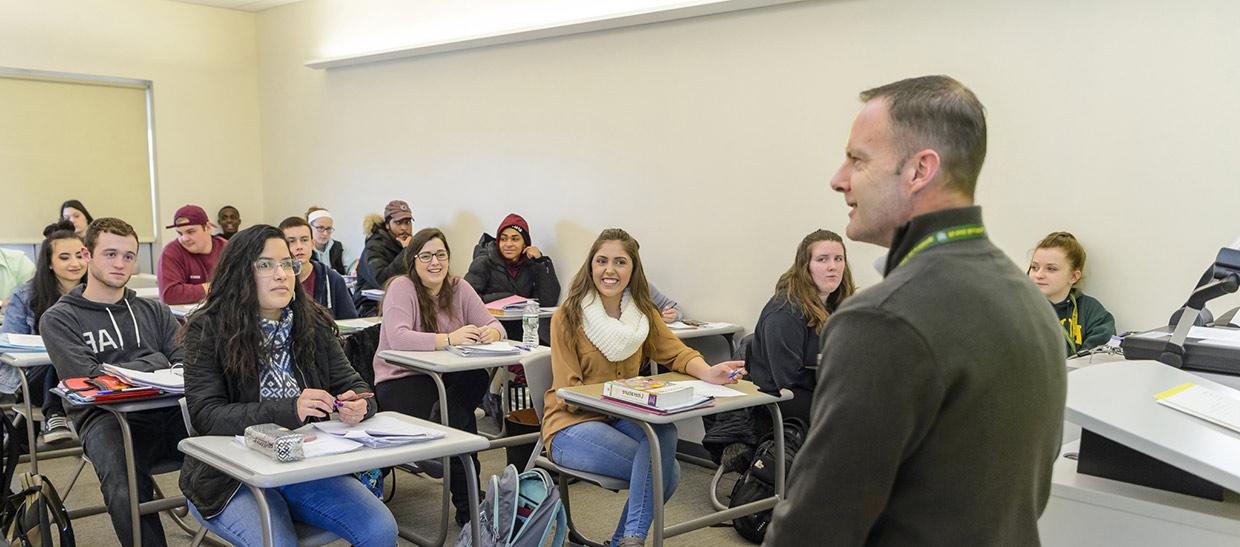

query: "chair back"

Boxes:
[179, 398, 196, 436]
[522, 352, 553, 421]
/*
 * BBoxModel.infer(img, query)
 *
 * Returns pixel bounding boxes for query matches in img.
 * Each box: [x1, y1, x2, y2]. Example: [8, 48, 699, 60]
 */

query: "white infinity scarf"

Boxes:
[581, 290, 649, 362]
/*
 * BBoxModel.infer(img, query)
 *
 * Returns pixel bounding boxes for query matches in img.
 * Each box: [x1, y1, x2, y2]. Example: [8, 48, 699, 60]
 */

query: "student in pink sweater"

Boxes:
[371, 227, 503, 526]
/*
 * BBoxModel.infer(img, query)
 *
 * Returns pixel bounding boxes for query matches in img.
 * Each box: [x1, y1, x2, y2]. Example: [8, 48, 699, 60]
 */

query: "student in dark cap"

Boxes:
[354, 199, 415, 315]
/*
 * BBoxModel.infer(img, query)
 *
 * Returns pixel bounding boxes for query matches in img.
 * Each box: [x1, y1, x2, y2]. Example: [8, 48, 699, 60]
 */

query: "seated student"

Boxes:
[0, 247, 35, 309]
[305, 207, 351, 276]
[544, 228, 745, 547]
[180, 225, 396, 546]
[40, 217, 188, 547]
[1, 220, 86, 444]
[748, 229, 855, 426]
[354, 200, 415, 315]
[216, 205, 241, 241]
[465, 213, 560, 338]
[60, 199, 94, 238]
[371, 227, 503, 526]
[158, 204, 227, 305]
[1028, 231, 1116, 355]
[279, 216, 358, 319]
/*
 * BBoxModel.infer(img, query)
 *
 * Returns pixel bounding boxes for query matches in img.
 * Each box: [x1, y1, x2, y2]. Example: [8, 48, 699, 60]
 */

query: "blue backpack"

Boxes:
[456, 465, 566, 547]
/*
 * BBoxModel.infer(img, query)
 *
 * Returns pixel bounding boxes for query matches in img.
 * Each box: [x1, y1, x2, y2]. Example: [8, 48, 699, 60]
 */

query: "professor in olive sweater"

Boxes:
[765, 77, 1065, 546]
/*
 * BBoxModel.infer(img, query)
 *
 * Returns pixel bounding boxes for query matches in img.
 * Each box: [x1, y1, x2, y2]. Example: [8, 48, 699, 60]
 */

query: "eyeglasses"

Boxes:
[415, 251, 449, 263]
[253, 258, 302, 276]
[312, 225, 334, 234]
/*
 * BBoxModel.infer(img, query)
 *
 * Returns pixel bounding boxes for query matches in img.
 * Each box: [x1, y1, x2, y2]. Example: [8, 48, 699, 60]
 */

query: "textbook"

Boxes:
[447, 342, 521, 357]
[602, 377, 695, 409]
[486, 295, 530, 316]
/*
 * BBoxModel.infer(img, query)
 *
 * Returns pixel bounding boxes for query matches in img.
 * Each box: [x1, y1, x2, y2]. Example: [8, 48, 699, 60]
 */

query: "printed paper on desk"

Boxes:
[1155, 383, 1240, 435]
[313, 415, 445, 439]
[1188, 326, 1240, 345]
[0, 333, 45, 349]
[233, 434, 362, 458]
[670, 380, 746, 398]
[666, 321, 695, 330]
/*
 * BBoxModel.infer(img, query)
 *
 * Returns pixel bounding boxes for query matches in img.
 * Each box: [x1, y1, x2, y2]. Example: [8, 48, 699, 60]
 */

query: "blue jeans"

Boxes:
[188, 475, 397, 546]
[551, 419, 680, 542]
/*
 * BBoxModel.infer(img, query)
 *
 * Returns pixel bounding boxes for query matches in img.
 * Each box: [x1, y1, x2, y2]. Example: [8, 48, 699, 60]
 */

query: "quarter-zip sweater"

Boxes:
[767, 206, 1067, 546]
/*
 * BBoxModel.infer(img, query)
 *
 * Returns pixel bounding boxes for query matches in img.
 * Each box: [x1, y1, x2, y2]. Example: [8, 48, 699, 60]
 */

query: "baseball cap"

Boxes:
[165, 204, 210, 229]
[384, 200, 413, 223]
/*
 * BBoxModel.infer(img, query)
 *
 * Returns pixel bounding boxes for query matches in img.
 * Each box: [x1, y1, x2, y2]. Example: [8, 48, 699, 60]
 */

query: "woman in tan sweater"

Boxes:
[544, 228, 744, 547]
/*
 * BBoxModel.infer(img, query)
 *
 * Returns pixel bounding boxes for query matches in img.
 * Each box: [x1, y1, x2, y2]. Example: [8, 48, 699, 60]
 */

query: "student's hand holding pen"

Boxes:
[660, 306, 678, 323]
[705, 360, 746, 385]
[296, 388, 336, 422]
[334, 390, 371, 425]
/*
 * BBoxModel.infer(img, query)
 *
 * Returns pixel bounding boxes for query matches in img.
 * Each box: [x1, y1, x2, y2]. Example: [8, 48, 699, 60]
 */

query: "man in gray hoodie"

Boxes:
[41, 217, 187, 547]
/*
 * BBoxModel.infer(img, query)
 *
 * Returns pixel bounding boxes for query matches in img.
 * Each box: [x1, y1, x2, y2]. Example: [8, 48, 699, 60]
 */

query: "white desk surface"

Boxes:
[169, 303, 200, 318]
[177, 412, 489, 489]
[379, 345, 550, 374]
[557, 372, 790, 425]
[670, 323, 742, 340]
[492, 307, 557, 321]
[336, 316, 381, 334]
[132, 286, 160, 300]
[1066, 360, 1240, 492]
[1, 352, 51, 367]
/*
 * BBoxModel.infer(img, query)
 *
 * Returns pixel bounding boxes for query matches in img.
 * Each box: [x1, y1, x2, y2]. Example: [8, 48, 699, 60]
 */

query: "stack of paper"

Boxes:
[336, 317, 381, 334]
[232, 434, 363, 459]
[447, 342, 520, 357]
[485, 295, 530, 316]
[1155, 382, 1240, 434]
[0, 333, 45, 353]
[312, 415, 444, 448]
[102, 364, 185, 393]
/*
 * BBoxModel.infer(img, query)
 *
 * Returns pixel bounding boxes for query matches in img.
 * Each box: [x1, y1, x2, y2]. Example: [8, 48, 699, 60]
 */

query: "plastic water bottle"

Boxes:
[522, 299, 540, 348]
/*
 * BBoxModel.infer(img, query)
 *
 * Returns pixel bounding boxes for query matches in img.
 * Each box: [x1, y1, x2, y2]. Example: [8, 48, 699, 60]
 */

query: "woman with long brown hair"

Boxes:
[747, 229, 855, 425]
[543, 228, 744, 547]
[370, 227, 503, 526]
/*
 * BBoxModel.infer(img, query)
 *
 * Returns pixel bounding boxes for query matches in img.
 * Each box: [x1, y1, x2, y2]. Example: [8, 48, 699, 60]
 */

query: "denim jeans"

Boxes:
[188, 475, 397, 546]
[551, 419, 680, 542]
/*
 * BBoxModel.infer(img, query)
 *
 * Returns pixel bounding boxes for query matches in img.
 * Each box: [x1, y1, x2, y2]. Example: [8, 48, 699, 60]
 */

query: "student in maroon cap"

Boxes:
[465, 213, 560, 338]
[354, 199, 414, 315]
[157, 204, 227, 305]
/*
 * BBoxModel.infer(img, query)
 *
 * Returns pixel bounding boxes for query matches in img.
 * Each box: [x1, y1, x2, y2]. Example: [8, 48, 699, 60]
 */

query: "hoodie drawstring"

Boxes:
[105, 308, 125, 350]
[124, 298, 141, 348]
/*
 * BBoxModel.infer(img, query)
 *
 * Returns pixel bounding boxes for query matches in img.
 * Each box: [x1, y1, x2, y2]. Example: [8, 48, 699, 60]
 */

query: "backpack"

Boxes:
[455, 465, 567, 547]
[340, 323, 382, 388]
[3, 472, 76, 547]
[728, 417, 809, 544]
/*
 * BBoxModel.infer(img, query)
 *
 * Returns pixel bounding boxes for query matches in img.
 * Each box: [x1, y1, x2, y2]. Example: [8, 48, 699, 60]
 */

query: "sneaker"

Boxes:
[41, 412, 75, 445]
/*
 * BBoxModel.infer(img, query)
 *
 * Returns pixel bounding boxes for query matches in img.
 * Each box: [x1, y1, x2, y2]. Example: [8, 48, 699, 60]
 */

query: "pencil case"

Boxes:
[244, 424, 305, 462]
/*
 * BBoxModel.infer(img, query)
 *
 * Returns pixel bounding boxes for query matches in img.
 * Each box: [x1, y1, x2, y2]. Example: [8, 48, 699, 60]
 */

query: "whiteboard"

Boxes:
[0, 69, 156, 243]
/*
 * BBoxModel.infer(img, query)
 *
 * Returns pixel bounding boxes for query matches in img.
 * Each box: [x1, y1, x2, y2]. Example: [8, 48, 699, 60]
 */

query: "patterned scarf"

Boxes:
[258, 308, 300, 400]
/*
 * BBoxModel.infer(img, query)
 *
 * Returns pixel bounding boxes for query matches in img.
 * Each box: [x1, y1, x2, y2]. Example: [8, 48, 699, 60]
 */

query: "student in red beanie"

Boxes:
[465, 213, 561, 313]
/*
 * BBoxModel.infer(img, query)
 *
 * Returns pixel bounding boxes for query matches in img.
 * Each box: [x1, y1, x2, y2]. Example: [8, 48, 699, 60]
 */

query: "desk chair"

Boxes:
[179, 399, 340, 547]
[522, 353, 628, 547]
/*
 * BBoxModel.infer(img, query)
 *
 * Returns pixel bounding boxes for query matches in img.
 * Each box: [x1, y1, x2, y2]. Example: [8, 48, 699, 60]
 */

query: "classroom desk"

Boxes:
[335, 315, 381, 335]
[670, 322, 742, 350]
[1039, 360, 1240, 545]
[1, 351, 83, 473]
[491, 307, 557, 322]
[379, 345, 551, 445]
[169, 303, 200, 319]
[556, 373, 791, 547]
[131, 286, 160, 300]
[178, 412, 489, 547]
[55, 389, 186, 547]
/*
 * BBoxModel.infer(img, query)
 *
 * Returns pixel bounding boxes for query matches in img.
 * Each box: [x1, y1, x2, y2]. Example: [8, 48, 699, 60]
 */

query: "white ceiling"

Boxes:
[166, 0, 302, 12]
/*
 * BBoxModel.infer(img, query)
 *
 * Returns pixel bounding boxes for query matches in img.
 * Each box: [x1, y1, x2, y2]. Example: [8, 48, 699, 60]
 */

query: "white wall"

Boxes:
[255, 0, 1240, 334]
[0, 0, 263, 246]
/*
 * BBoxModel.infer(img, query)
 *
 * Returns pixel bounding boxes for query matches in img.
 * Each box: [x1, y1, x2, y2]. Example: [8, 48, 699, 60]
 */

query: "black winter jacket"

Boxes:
[356, 229, 409, 293]
[463, 235, 560, 306]
[178, 316, 376, 518]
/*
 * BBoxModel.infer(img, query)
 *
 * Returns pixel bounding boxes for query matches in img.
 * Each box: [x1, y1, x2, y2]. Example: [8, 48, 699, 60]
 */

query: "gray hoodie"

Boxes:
[39, 285, 183, 430]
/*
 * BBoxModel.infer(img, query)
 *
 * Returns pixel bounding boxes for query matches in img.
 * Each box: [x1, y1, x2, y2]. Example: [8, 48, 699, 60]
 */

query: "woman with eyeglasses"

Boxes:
[305, 206, 351, 276]
[371, 227, 502, 526]
[180, 225, 397, 546]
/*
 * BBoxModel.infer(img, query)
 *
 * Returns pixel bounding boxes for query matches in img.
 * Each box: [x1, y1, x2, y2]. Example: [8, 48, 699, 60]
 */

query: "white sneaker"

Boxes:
[41, 413, 75, 445]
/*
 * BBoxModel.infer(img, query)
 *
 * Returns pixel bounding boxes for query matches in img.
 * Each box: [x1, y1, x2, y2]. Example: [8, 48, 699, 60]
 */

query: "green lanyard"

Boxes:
[1061, 292, 1080, 353]
[897, 224, 986, 268]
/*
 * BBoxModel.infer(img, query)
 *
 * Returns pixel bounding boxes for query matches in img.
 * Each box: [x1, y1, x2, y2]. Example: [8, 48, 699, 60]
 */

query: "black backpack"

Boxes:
[728, 417, 809, 544]
[3, 472, 76, 547]
[340, 323, 382, 388]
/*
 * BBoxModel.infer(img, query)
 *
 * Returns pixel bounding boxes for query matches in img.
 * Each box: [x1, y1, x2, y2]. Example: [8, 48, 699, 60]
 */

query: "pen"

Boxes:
[726, 367, 745, 381]
[333, 392, 375, 409]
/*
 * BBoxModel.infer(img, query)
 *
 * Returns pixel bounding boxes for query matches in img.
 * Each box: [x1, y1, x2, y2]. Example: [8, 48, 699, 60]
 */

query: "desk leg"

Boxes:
[634, 421, 665, 547]
[723, 333, 736, 356]
[395, 371, 453, 547]
[109, 408, 142, 547]
[461, 453, 482, 547]
[18, 370, 37, 474]
[249, 485, 274, 547]
[766, 403, 786, 497]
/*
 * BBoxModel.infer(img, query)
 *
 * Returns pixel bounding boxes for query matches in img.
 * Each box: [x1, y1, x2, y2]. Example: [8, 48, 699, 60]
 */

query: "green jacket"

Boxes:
[1052, 290, 1115, 355]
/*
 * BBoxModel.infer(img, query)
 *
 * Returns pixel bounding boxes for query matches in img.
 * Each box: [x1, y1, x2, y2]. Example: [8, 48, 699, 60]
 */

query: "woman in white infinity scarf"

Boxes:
[542, 228, 745, 547]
